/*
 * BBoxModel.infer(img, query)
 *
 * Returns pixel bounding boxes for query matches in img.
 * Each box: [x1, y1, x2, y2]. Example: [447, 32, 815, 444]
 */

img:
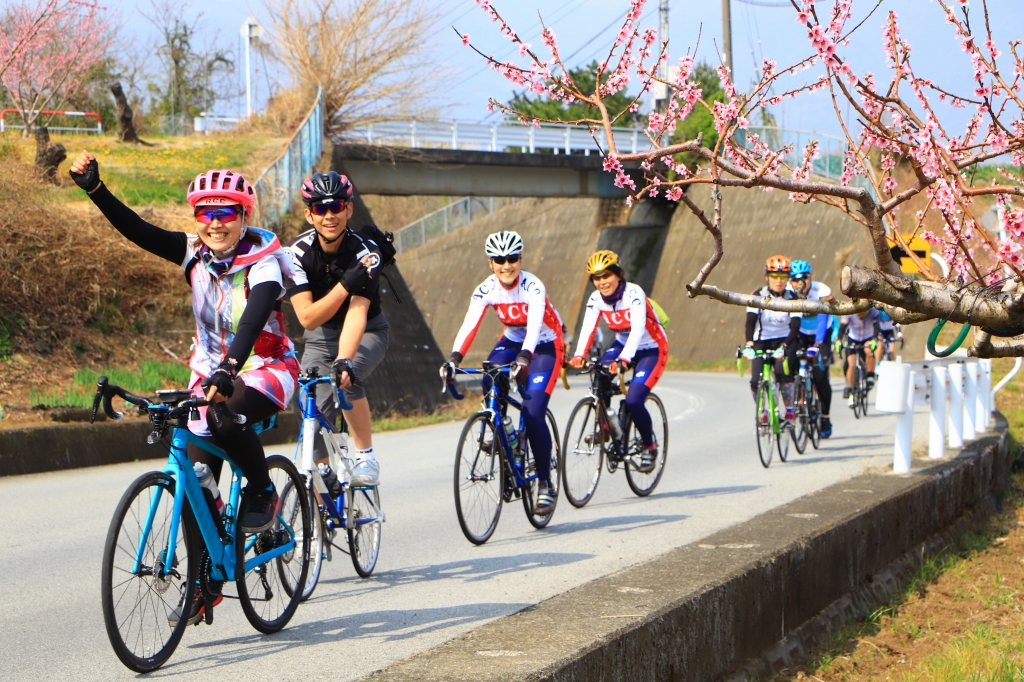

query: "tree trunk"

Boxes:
[34, 126, 66, 183]
[109, 82, 138, 143]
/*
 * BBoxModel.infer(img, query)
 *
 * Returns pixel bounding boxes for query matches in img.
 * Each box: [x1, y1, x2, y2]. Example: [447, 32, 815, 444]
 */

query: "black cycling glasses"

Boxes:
[490, 254, 521, 265]
[790, 274, 808, 282]
[311, 200, 347, 216]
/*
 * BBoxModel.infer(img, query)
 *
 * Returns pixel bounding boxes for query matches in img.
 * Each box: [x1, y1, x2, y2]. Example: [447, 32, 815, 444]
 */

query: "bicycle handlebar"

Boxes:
[89, 376, 246, 426]
[440, 363, 531, 401]
[298, 367, 354, 411]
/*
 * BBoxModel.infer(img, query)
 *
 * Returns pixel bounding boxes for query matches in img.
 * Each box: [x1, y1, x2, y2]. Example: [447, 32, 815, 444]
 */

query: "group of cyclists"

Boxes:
[742, 254, 903, 439]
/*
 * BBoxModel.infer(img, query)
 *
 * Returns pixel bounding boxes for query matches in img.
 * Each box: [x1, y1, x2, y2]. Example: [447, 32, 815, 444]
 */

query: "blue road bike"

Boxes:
[291, 366, 383, 600]
[443, 362, 560, 545]
[93, 377, 311, 673]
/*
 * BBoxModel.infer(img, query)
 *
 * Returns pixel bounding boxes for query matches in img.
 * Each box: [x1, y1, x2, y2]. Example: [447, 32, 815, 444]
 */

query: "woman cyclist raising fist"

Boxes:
[441, 231, 565, 516]
[569, 250, 668, 473]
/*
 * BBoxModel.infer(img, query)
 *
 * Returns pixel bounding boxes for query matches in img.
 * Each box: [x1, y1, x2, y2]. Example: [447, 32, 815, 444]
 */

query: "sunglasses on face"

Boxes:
[490, 255, 520, 265]
[591, 271, 616, 282]
[311, 201, 347, 216]
[790, 275, 808, 282]
[195, 206, 241, 225]
[768, 272, 790, 279]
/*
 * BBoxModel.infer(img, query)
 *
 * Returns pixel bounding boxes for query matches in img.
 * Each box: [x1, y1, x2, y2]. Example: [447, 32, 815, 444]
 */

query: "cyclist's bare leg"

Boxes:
[344, 398, 373, 451]
[866, 351, 877, 376]
[844, 354, 856, 388]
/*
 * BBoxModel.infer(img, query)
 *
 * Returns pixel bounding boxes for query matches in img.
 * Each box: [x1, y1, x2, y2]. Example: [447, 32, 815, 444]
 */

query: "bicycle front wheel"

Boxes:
[281, 482, 323, 602]
[347, 485, 382, 577]
[102, 471, 196, 673]
[756, 381, 774, 468]
[522, 409, 561, 528]
[237, 455, 310, 634]
[808, 387, 822, 450]
[625, 393, 668, 496]
[454, 413, 504, 545]
[561, 398, 604, 508]
[791, 380, 808, 455]
[852, 364, 863, 419]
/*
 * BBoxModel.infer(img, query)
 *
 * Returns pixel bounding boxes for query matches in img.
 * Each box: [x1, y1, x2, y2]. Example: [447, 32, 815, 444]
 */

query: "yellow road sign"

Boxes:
[887, 236, 931, 274]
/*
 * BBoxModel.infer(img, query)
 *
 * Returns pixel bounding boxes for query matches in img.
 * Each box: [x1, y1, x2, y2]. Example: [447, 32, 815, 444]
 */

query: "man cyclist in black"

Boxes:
[286, 172, 390, 486]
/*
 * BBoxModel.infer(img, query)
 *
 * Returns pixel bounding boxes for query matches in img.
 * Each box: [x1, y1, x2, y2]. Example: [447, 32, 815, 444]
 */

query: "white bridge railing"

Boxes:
[345, 119, 647, 155]
[394, 196, 519, 255]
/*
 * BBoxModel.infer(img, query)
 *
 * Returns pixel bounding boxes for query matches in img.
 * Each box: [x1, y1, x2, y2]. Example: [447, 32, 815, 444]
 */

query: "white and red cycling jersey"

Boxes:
[573, 283, 668, 362]
[452, 271, 564, 356]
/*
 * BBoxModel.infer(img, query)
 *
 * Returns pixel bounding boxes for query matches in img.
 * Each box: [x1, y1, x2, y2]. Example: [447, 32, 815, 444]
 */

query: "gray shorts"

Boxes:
[300, 323, 389, 427]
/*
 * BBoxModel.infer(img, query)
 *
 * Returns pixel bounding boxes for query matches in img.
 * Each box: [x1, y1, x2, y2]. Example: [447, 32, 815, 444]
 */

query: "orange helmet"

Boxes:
[765, 255, 790, 273]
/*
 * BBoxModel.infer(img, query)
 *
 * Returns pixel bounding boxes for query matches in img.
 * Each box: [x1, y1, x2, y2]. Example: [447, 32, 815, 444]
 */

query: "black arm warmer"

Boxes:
[838, 323, 848, 343]
[873, 320, 881, 337]
[88, 184, 188, 264]
[745, 312, 757, 343]
[786, 317, 801, 345]
[224, 282, 282, 368]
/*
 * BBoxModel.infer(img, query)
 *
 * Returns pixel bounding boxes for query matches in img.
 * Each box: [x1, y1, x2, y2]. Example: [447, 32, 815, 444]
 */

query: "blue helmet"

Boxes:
[790, 259, 812, 278]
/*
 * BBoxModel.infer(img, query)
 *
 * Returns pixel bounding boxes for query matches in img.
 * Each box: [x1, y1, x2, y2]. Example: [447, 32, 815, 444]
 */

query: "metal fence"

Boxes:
[253, 87, 324, 229]
[345, 119, 646, 156]
[194, 114, 242, 134]
[394, 196, 518, 255]
[734, 126, 849, 182]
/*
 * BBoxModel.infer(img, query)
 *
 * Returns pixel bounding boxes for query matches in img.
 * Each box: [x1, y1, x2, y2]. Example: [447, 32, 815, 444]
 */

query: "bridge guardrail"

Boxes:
[253, 86, 324, 229]
[394, 196, 518, 255]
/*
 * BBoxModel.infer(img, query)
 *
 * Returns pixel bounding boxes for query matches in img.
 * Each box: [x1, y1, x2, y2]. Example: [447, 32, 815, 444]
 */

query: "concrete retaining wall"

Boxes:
[360, 418, 1009, 682]
[0, 412, 300, 477]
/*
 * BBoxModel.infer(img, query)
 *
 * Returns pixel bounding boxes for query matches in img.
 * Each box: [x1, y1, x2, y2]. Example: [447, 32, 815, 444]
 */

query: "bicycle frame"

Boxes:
[138, 417, 294, 585]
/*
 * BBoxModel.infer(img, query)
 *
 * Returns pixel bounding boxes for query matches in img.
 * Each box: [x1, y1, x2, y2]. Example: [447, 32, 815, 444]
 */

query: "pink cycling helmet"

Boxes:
[187, 170, 256, 214]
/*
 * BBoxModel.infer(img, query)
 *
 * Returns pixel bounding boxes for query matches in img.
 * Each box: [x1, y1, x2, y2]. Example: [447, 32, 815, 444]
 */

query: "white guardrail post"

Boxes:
[929, 365, 948, 459]
[964, 361, 978, 440]
[894, 366, 915, 473]
[979, 359, 992, 430]
[948, 363, 964, 448]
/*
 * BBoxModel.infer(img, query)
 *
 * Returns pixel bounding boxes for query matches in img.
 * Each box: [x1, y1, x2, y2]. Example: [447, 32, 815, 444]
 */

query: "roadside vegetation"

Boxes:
[767, 362, 1024, 681]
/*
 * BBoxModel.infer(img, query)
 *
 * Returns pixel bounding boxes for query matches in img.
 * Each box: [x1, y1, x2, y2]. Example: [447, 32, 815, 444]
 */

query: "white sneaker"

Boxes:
[349, 458, 380, 487]
[848, 395, 855, 408]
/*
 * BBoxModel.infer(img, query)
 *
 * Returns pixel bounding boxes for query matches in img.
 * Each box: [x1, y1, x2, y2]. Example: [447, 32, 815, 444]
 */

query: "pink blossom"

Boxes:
[462, 33, 470, 47]
[666, 187, 683, 201]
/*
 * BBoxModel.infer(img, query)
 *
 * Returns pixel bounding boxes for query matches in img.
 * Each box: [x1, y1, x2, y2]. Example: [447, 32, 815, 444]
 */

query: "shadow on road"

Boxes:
[172, 602, 529, 674]
[541, 513, 688, 535]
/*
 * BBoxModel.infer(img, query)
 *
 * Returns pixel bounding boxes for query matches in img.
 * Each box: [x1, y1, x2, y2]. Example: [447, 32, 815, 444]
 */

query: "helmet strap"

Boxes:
[316, 228, 343, 244]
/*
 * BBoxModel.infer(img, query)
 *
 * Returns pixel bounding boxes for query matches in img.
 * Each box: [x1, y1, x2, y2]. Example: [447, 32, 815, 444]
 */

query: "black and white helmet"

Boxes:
[484, 231, 524, 258]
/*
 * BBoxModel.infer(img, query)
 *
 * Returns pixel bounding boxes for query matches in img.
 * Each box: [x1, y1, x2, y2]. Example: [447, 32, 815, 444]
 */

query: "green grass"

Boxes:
[910, 622, 1024, 681]
[31, 360, 191, 408]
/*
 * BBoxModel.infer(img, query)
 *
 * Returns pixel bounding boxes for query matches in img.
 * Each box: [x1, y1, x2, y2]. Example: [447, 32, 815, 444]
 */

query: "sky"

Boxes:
[105, 0, 1024, 141]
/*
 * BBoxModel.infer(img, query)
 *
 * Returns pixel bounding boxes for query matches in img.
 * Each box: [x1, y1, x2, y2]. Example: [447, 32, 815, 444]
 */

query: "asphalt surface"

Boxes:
[0, 372, 909, 680]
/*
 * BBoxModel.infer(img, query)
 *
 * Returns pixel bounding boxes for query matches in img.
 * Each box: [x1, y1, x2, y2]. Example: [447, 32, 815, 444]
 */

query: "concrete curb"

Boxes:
[359, 416, 1010, 682]
[0, 412, 299, 477]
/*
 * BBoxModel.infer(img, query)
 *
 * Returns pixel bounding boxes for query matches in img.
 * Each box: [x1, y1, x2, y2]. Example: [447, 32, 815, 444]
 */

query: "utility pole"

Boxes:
[654, 0, 670, 113]
[721, 0, 733, 73]
[240, 15, 265, 118]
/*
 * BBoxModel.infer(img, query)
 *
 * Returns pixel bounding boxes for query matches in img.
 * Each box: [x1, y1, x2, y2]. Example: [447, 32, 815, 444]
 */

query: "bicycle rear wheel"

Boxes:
[102, 471, 196, 673]
[454, 413, 504, 544]
[237, 455, 310, 634]
[808, 387, 822, 450]
[561, 397, 604, 508]
[777, 415, 790, 462]
[756, 381, 774, 468]
[852, 364, 863, 419]
[522, 409, 560, 528]
[624, 393, 668, 496]
[347, 485, 382, 577]
[281, 483, 323, 602]
[791, 380, 808, 455]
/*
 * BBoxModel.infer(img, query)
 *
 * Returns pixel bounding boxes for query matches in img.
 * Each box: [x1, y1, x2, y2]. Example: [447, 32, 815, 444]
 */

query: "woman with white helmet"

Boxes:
[442, 231, 564, 516]
[68, 153, 298, 547]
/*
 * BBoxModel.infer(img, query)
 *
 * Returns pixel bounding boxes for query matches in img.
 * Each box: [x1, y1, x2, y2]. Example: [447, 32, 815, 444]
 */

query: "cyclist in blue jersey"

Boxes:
[837, 309, 881, 406]
[875, 310, 903, 361]
[788, 259, 835, 438]
[743, 255, 801, 424]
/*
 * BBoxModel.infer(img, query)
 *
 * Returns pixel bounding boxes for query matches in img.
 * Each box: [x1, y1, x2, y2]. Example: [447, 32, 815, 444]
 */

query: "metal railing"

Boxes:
[194, 114, 242, 134]
[345, 118, 646, 156]
[734, 126, 850, 183]
[394, 196, 518, 255]
[253, 87, 324, 229]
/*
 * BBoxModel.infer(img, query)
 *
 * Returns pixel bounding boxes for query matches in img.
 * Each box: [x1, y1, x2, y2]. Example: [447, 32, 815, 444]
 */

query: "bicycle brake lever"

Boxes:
[447, 380, 465, 401]
[90, 376, 106, 424]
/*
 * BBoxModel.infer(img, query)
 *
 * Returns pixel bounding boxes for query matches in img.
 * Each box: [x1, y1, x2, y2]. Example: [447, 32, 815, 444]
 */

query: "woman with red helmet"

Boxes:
[69, 152, 299, 569]
[742, 255, 802, 423]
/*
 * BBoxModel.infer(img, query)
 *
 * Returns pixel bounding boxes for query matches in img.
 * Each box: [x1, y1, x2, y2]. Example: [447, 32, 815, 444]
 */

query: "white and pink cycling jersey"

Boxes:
[452, 271, 563, 356]
[573, 283, 667, 362]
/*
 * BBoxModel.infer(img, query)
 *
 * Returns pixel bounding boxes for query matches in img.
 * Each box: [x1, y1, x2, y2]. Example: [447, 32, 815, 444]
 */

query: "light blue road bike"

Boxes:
[93, 377, 311, 672]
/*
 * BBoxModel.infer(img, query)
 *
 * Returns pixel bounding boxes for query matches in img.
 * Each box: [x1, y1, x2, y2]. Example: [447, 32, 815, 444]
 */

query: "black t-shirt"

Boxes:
[286, 227, 385, 327]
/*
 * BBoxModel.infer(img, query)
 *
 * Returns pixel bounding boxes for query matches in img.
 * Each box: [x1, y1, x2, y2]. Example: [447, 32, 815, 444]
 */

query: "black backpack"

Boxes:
[357, 225, 397, 268]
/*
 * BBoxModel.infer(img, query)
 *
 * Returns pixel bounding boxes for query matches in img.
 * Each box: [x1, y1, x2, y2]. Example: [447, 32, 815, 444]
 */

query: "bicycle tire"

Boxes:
[560, 397, 604, 508]
[791, 380, 808, 454]
[237, 455, 311, 634]
[756, 381, 774, 468]
[347, 485, 382, 577]
[454, 412, 504, 545]
[852, 363, 863, 419]
[809, 387, 822, 450]
[290, 485, 324, 602]
[522, 409, 560, 527]
[625, 393, 668, 496]
[102, 471, 197, 673]
[777, 414, 790, 462]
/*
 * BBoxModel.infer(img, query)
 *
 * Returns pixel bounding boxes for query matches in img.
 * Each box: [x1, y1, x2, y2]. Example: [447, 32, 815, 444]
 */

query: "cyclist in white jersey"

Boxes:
[838, 309, 881, 405]
[875, 310, 902, 361]
[743, 255, 802, 423]
[788, 259, 835, 438]
[570, 250, 668, 472]
[441, 231, 564, 515]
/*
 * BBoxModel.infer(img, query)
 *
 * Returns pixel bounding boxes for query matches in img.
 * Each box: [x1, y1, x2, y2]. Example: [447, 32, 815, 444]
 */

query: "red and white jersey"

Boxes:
[452, 271, 563, 355]
[574, 283, 667, 361]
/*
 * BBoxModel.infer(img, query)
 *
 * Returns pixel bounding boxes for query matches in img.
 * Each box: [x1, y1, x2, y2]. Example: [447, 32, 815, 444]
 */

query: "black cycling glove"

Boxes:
[69, 157, 101, 192]
[331, 261, 369, 294]
[332, 357, 356, 384]
[513, 350, 532, 382]
[448, 351, 463, 367]
[201, 361, 237, 399]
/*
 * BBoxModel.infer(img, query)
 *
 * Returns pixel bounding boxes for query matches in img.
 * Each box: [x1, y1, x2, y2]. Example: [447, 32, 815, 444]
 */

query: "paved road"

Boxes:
[0, 372, 907, 680]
